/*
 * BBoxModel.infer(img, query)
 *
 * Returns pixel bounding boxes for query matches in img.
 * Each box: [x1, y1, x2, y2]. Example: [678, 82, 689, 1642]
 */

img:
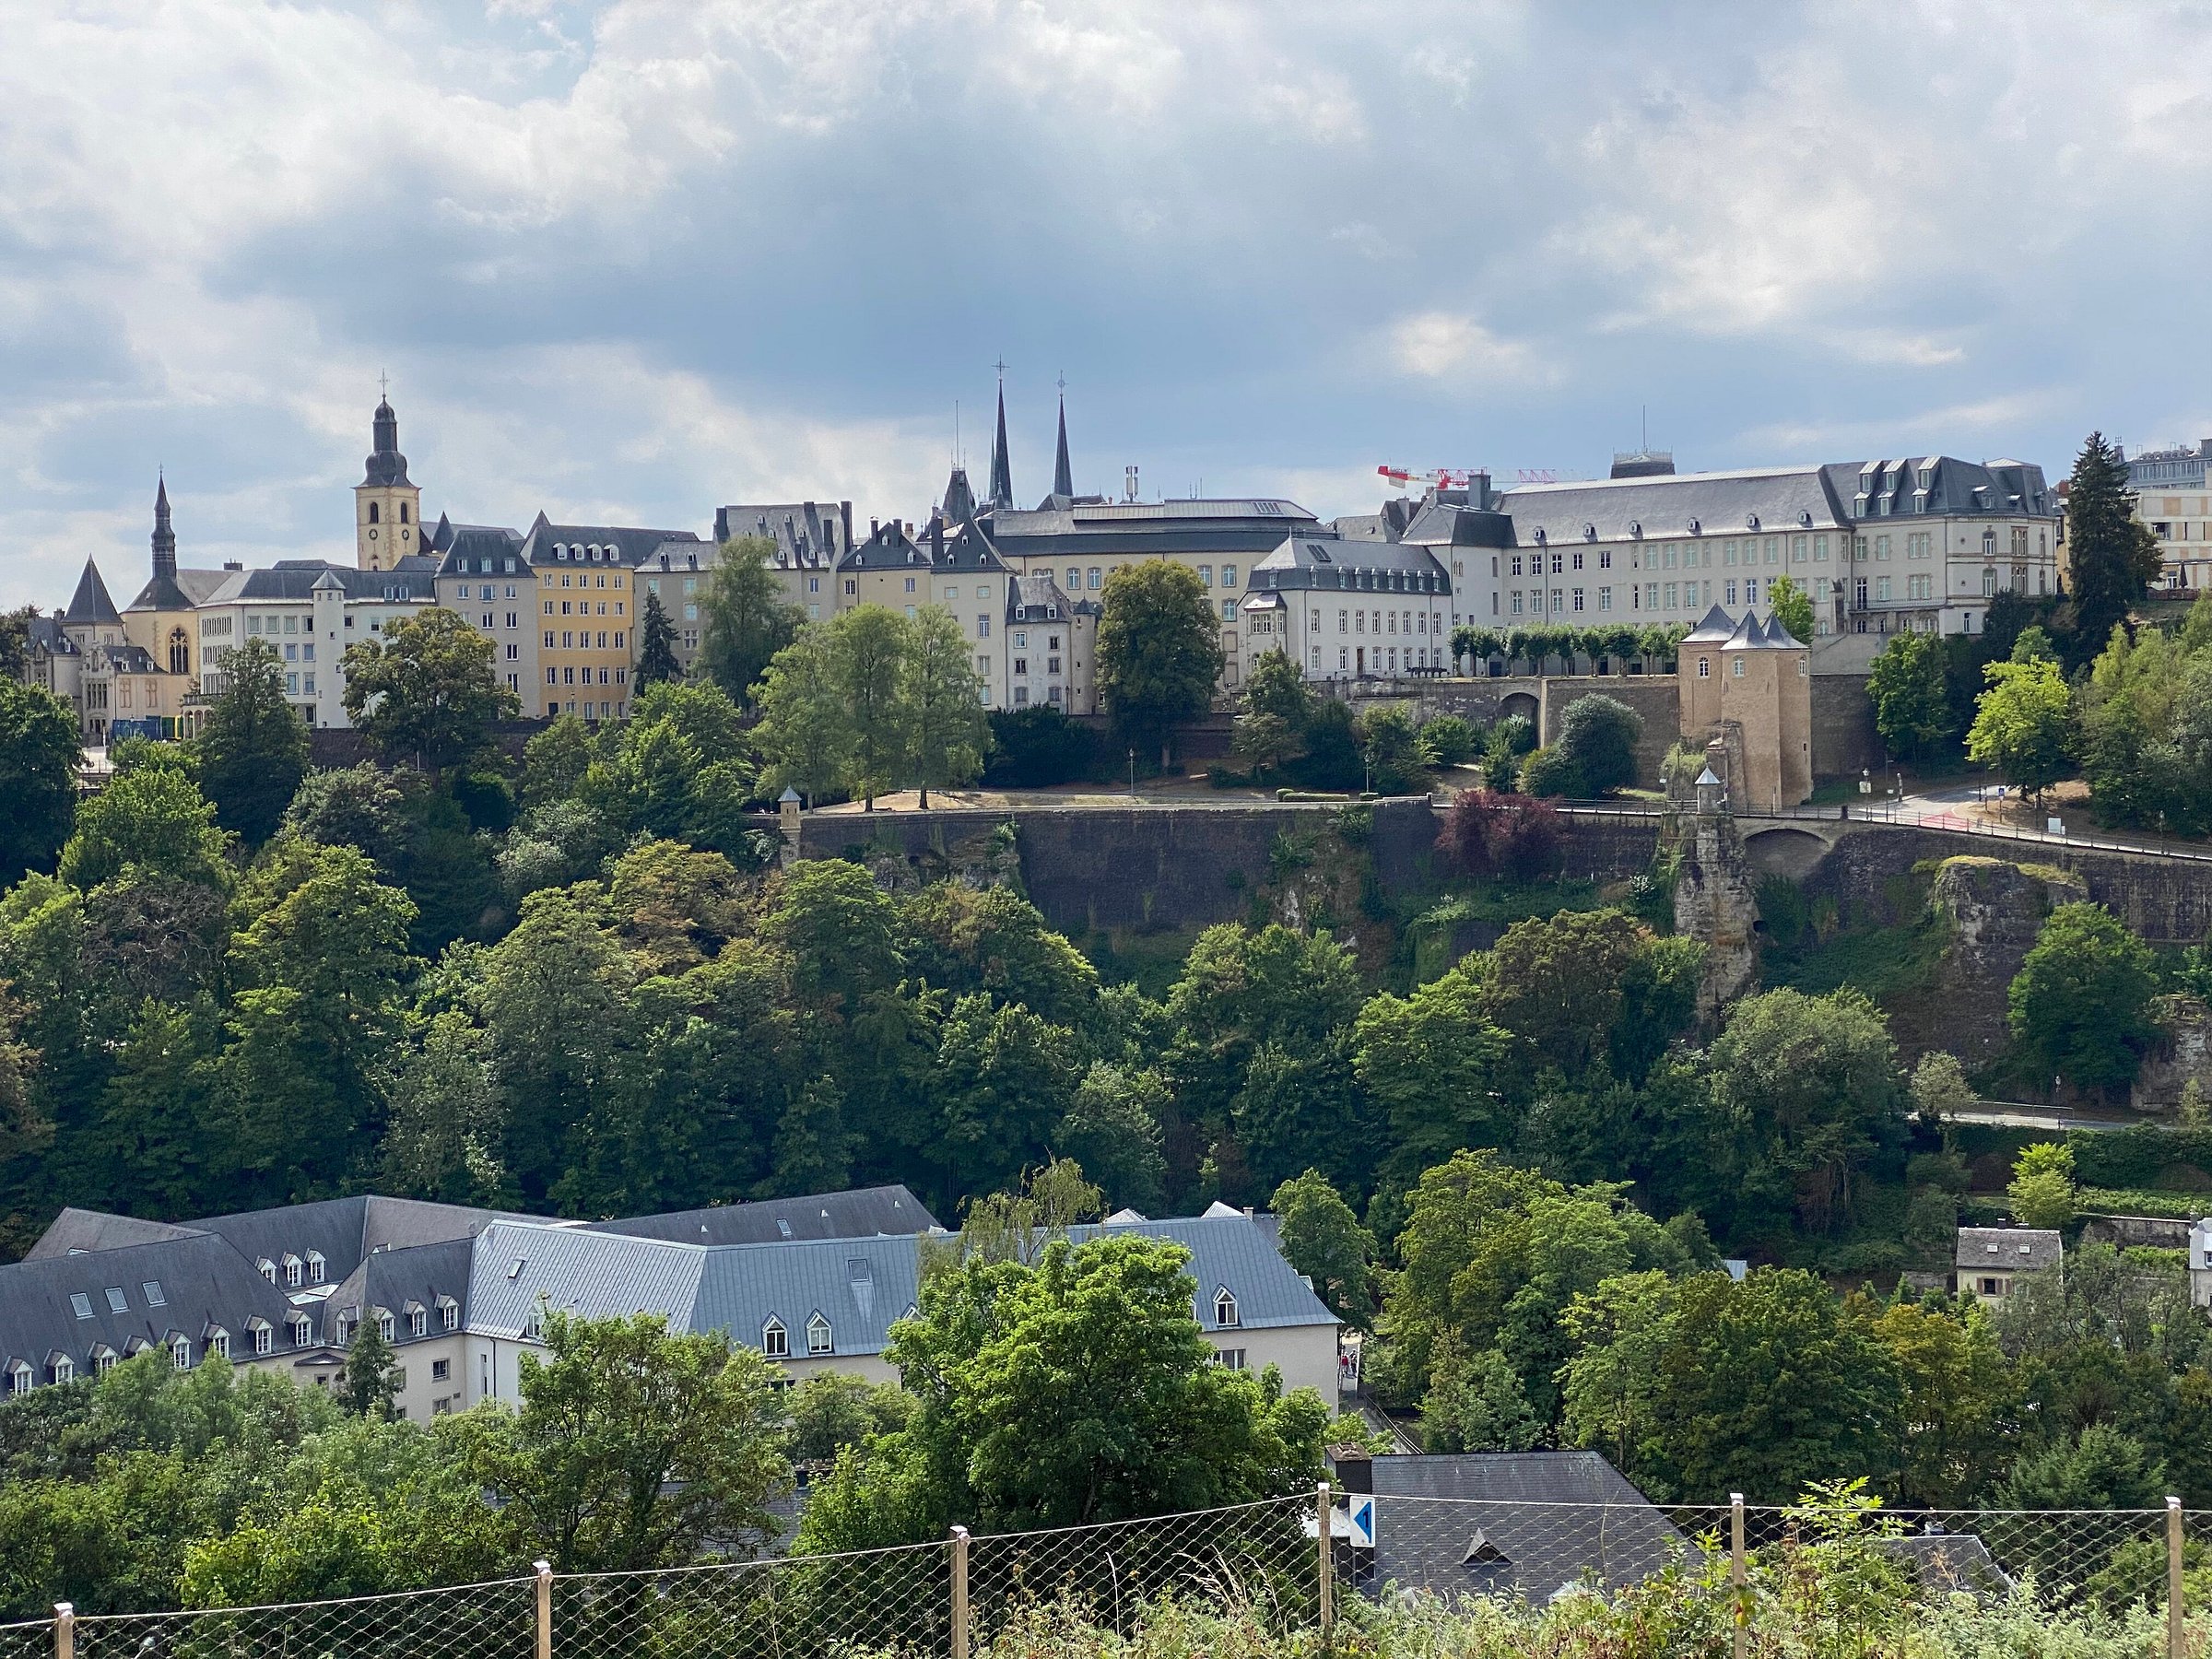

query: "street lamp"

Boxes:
[1127, 747, 1136, 796]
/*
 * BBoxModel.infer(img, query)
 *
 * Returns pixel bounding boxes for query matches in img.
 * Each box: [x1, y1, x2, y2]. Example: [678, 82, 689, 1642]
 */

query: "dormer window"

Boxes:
[6, 1361, 31, 1395]
[806, 1313, 834, 1356]
[307, 1252, 326, 1285]
[256, 1259, 277, 1284]
[284, 1254, 303, 1288]
[207, 1328, 230, 1361]
[523, 1305, 547, 1342]
[1214, 1289, 1241, 1329]
[439, 1297, 460, 1333]
[50, 1356, 74, 1386]
[169, 1336, 191, 1369]
[288, 1314, 314, 1348]
[248, 1319, 273, 1357]
[92, 1346, 118, 1374]
[407, 1304, 428, 1339]
[375, 1309, 396, 1343]
[761, 1317, 789, 1358]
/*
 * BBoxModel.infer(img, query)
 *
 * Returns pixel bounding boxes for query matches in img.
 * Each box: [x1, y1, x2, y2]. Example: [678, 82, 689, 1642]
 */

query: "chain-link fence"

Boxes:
[7, 1491, 2212, 1659]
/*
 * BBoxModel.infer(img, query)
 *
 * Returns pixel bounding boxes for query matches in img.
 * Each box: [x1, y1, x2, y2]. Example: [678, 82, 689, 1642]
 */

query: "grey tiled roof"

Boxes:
[1822, 457, 2057, 522]
[590, 1185, 939, 1247]
[1248, 535, 1452, 595]
[1006, 574, 1074, 622]
[1498, 467, 1850, 546]
[0, 1231, 297, 1378]
[519, 514, 704, 570]
[202, 561, 436, 605]
[1956, 1227, 2063, 1273]
[63, 560, 122, 627]
[1356, 1453, 1687, 1601]
[324, 1236, 475, 1349]
[712, 503, 853, 571]
[985, 499, 1319, 560]
[429, 522, 526, 577]
[1398, 500, 1515, 550]
[841, 522, 931, 571]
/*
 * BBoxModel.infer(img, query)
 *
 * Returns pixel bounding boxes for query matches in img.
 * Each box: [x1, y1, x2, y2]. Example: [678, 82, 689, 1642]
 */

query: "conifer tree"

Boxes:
[2065, 431, 2162, 669]
[634, 590, 681, 691]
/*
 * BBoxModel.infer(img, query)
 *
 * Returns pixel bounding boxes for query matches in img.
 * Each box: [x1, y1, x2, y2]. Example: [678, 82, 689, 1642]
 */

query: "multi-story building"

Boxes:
[1005, 573, 1097, 713]
[711, 500, 855, 629]
[1821, 456, 2060, 641]
[24, 560, 194, 744]
[428, 519, 532, 704]
[1240, 535, 1454, 681]
[2124, 439, 2212, 593]
[520, 517, 704, 721]
[0, 1187, 1339, 1416]
[193, 559, 437, 728]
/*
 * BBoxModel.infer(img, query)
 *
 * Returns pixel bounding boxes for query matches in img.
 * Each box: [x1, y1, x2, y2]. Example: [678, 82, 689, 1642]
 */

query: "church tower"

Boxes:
[355, 390, 421, 571]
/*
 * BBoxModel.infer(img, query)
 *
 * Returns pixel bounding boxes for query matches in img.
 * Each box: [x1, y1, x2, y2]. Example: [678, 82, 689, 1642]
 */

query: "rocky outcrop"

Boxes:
[2135, 994, 2212, 1115]
[1921, 857, 2088, 1067]
[1673, 773, 1759, 1020]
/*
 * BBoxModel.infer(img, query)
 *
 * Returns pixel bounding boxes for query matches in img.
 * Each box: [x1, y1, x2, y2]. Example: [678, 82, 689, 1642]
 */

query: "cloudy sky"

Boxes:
[4, 0, 2208, 610]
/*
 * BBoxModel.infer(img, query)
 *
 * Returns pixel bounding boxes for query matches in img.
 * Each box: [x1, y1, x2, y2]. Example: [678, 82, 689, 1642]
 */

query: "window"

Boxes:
[377, 1311, 395, 1343]
[253, 1323, 273, 1357]
[143, 1280, 166, 1307]
[409, 1306, 429, 1338]
[6, 1363, 30, 1395]
[288, 1315, 313, 1347]
[51, 1357, 74, 1385]
[441, 1299, 459, 1332]
[169, 1336, 191, 1369]
[1697, 658, 1711, 678]
[806, 1313, 834, 1355]
[523, 1306, 546, 1341]
[432, 1359, 450, 1382]
[1732, 658, 1745, 678]
[1214, 1288, 1241, 1328]
[1215, 1348, 1247, 1370]
[761, 1317, 789, 1358]
[69, 1291, 94, 1319]
[308, 1253, 326, 1284]
[1223, 565, 1238, 586]
[94, 1347, 117, 1374]
[104, 1287, 127, 1313]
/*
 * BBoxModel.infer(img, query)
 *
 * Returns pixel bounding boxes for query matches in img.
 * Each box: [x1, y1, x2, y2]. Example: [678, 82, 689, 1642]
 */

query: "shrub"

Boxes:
[1436, 789, 1563, 883]
[1289, 701, 1363, 792]
[1419, 714, 1477, 767]
[1519, 745, 1582, 797]
[1553, 693, 1642, 794]
[983, 706, 1100, 787]
[1488, 712, 1537, 757]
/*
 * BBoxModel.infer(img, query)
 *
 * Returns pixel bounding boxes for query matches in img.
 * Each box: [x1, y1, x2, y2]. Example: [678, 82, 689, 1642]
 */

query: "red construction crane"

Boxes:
[1377, 464, 1476, 492]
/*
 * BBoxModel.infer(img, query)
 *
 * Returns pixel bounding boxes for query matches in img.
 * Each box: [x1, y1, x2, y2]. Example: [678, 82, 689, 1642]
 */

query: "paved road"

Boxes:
[1940, 1105, 2136, 1133]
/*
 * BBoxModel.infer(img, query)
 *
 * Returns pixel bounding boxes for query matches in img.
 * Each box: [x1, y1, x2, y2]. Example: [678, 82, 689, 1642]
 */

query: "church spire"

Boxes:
[987, 363, 1013, 511]
[1053, 381, 1073, 500]
[151, 474, 176, 583]
[362, 382, 412, 488]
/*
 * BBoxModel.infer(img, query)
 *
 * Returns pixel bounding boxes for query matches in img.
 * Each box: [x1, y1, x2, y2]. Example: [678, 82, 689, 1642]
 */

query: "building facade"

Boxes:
[193, 561, 437, 728]
[1240, 535, 1454, 681]
[2124, 439, 2212, 594]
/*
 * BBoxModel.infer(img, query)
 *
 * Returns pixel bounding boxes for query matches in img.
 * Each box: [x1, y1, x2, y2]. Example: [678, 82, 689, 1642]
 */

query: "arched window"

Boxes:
[806, 1313, 833, 1356]
[169, 1336, 191, 1369]
[399, 502, 409, 525]
[369, 502, 380, 525]
[1214, 1288, 1241, 1329]
[168, 629, 188, 675]
[760, 1317, 789, 1358]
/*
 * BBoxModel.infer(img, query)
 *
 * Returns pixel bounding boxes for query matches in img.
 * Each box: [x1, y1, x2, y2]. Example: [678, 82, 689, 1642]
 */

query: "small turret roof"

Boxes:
[1759, 613, 1805, 649]
[62, 559, 121, 628]
[1721, 610, 1761, 649]
[1682, 603, 1735, 645]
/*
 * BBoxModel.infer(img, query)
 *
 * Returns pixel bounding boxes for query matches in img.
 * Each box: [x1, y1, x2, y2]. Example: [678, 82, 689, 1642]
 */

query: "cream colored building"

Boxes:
[194, 561, 436, 729]
[1240, 533, 1453, 682]
[2125, 441, 2212, 593]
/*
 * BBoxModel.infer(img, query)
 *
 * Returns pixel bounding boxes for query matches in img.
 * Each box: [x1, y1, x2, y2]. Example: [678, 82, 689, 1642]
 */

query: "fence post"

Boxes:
[534, 1560, 552, 1659]
[52, 1604, 71, 1659]
[950, 1525, 971, 1659]
[1316, 1479, 1334, 1643]
[2170, 1497, 2186, 1659]
[1729, 1493, 1747, 1659]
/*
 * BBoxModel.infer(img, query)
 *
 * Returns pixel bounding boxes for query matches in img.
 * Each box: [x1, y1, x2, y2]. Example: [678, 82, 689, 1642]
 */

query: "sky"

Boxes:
[6, 0, 2212, 611]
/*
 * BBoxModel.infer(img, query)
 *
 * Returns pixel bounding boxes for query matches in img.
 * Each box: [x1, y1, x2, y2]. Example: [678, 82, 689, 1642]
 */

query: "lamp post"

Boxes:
[1127, 747, 1136, 796]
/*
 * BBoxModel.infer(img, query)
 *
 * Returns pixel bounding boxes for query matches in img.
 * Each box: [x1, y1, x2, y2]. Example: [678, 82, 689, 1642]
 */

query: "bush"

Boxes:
[1359, 705, 1430, 794]
[1436, 789, 1564, 883]
[1289, 701, 1363, 792]
[1519, 745, 1582, 797]
[983, 706, 1100, 787]
[1420, 714, 1477, 767]
[1553, 693, 1642, 794]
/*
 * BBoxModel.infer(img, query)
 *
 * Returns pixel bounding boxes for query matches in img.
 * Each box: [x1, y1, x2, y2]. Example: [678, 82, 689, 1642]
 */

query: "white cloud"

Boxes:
[1387, 312, 1558, 386]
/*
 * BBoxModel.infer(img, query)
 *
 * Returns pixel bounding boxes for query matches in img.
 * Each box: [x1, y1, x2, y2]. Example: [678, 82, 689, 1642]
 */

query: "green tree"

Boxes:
[191, 639, 307, 846]
[1865, 1297, 2015, 1507]
[59, 764, 229, 891]
[1272, 1170, 1376, 1325]
[90, 1000, 218, 1217]
[1420, 713, 1478, 767]
[753, 624, 850, 805]
[339, 608, 519, 770]
[519, 714, 596, 811]
[1553, 694, 1642, 794]
[1349, 958, 1512, 1180]
[830, 606, 913, 808]
[0, 678, 81, 884]
[902, 606, 989, 807]
[633, 590, 681, 691]
[1968, 654, 2075, 803]
[2007, 1141, 2077, 1230]
[1053, 1064, 1169, 1213]
[1420, 1336, 1541, 1453]
[2065, 432, 2163, 673]
[695, 535, 802, 706]
[2009, 902, 2159, 1098]
[471, 1311, 789, 1571]
[797, 1232, 1328, 1547]
[1095, 562, 1223, 768]
[783, 1373, 912, 1467]
[1768, 574, 1815, 644]
[1360, 705, 1429, 793]
[381, 1009, 510, 1206]
[1705, 987, 1901, 1233]
[341, 1318, 399, 1419]
[1867, 630, 1953, 764]
[1994, 1423, 2169, 1510]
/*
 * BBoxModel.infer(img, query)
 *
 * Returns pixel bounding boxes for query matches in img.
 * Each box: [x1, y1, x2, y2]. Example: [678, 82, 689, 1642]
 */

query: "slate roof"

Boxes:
[1248, 535, 1453, 595]
[1956, 1227, 2063, 1273]
[935, 520, 1008, 574]
[984, 499, 1319, 560]
[1398, 498, 1517, 550]
[62, 560, 122, 628]
[519, 514, 705, 570]
[1877, 1533, 2014, 1597]
[1352, 1453, 1688, 1602]
[712, 502, 853, 571]
[841, 521, 931, 571]
[0, 1231, 297, 1380]
[429, 520, 526, 577]
[324, 1236, 475, 1350]
[1497, 467, 1850, 547]
[1006, 574, 1075, 623]
[1823, 457, 2057, 523]
[1681, 604, 1736, 646]
[590, 1185, 939, 1247]
[202, 561, 436, 605]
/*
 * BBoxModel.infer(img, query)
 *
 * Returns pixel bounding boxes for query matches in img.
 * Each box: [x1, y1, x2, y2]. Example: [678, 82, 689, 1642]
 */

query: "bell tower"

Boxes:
[355, 382, 421, 571]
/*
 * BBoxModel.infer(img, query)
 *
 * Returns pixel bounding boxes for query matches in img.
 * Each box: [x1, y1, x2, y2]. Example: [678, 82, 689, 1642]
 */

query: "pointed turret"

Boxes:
[1053, 392, 1073, 500]
[151, 475, 176, 583]
[1682, 602, 1735, 646]
[63, 559, 122, 630]
[944, 465, 977, 524]
[987, 378, 1013, 510]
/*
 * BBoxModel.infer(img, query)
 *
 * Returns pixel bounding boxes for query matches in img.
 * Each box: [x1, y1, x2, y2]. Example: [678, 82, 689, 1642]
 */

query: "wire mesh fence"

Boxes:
[6, 1493, 2211, 1659]
[68, 1575, 535, 1659]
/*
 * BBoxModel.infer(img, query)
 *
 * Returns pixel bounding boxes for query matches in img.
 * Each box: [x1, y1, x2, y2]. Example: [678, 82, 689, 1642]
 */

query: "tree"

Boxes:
[1968, 654, 2075, 803]
[1360, 705, 1429, 793]
[382, 1009, 510, 1206]
[1420, 1336, 1541, 1453]
[2065, 433, 2163, 673]
[339, 609, 518, 771]
[1867, 631, 1953, 764]
[1272, 1170, 1375, 1325]
[190, 639, 307, 846]
[902, 606, 989, 807]
[1350, 961, 1512, 1180]
[90, 1000, 218, 1217]
[633, 591, 681, 691]
[1053, 1064, 1168, 1212]
[341, 1318, 398, 1419]
[1994, 1423, 2169, 1511]
[2009, 902, 2159, 1098]
[519, 715, 595, 811]
[829, 606, 913, 809]
[471, 1311, 788, 1571]
[1095, 562, 1223, 767]
[1552, 695, 1642, 795]
[1705, 987, 1901, 1233]
[1421, 714, 1477, 767]
[783, 1373, 912, 1467]
[0, 679, 81, 887]
[695, 535, 802, 705]
[754, 624, 850, 804]
[59, 764, 229, 891]
[2008, 1141, 2077, 1230]
[1768, 574, 1815, 644]
[796, 1232, 1329, 1547]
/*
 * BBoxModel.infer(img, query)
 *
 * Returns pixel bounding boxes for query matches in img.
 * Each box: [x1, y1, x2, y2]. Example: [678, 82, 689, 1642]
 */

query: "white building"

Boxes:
[1241, 534, 1453, 682]
[194, 562, 437, 729]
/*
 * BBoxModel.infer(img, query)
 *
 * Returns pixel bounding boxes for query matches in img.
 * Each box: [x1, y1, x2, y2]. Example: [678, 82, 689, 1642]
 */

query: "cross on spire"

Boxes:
[378, 369, 389, 400]
[993, 358, 1007, 382]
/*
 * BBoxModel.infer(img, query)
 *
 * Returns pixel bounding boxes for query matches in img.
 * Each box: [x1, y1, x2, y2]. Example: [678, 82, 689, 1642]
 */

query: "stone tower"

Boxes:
[355, 394, 422, 572]
[1673, 747, 1759, 1019]
[1678, 609, 1813, 812]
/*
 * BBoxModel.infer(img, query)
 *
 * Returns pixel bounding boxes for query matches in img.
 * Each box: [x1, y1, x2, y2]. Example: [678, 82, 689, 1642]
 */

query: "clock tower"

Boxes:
[355, 390, 422, 571]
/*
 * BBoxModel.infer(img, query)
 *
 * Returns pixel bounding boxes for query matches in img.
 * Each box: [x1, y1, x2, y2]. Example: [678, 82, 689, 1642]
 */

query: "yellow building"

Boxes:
[521, 517, 705, 720]
[355, 396, 424, 572]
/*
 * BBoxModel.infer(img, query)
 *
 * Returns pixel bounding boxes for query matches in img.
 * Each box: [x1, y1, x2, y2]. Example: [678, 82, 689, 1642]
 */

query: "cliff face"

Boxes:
[1673, 806, 1759, 1020]
[1919, 857, 2088, 1067]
